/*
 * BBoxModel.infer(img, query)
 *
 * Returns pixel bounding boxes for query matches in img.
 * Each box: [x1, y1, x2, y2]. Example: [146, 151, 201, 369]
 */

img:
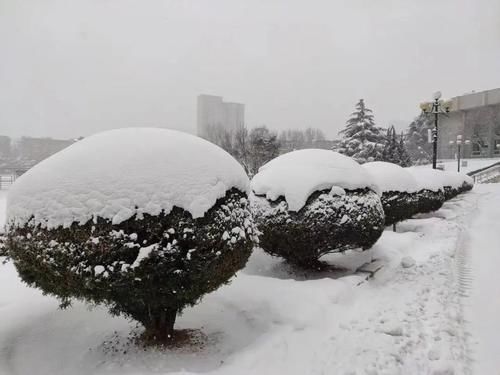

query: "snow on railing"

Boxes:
[468, 162, 500, 183]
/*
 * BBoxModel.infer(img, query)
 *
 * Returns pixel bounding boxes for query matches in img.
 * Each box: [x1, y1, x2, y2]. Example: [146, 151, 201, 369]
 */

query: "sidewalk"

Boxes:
[463, 183, 500, 374]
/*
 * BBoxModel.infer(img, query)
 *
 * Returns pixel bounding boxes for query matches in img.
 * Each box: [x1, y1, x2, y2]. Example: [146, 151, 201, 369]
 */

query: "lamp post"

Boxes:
[420, 92, 452, 169]
[449, 135, 471, 172]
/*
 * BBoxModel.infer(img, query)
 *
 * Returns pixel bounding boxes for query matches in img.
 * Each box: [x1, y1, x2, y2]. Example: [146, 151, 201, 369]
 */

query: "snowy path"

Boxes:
[0, 186, 498, 374]
[462, 184, 500, 374]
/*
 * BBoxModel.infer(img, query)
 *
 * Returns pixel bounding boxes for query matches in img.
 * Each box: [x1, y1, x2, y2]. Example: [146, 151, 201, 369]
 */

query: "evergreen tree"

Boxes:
[406, 113, 432, 165]
[336, 99, 385, 163]
[381, 126, 412, 167]
[397, 131, 412, 167]
[381, 126, 399, 164]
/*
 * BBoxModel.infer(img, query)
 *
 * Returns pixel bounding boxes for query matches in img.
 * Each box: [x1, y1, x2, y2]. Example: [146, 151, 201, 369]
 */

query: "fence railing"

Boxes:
[468, 161, 500, 183]
[0, 175, 16, 190]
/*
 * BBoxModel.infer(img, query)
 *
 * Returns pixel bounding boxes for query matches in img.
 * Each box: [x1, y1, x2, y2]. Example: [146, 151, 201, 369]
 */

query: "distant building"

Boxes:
[0, 135, 11, 158]
[438, 88, 500, 159]
[197, 95, 245, 141]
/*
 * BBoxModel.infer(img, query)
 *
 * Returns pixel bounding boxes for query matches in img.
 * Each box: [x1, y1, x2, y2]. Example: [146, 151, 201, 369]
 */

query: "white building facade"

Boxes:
[438, 88, 500, 159]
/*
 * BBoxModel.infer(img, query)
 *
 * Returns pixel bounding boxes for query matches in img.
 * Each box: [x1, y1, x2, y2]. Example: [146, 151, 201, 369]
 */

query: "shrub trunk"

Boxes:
[142, 308, 178, 342]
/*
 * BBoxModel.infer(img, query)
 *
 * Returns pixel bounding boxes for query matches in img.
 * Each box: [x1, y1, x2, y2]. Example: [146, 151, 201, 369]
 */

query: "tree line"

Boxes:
[205, 125, 330, 176]
[202, 99, 435, 174]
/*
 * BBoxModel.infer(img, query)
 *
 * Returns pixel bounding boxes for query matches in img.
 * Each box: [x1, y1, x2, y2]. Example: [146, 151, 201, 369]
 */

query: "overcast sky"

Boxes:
[1, 0, 499, 139]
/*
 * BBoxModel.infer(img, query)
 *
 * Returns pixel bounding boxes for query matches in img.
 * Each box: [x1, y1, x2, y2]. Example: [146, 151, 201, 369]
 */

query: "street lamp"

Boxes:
[449, 135, 471, 172]
[420, 91, 452, 169]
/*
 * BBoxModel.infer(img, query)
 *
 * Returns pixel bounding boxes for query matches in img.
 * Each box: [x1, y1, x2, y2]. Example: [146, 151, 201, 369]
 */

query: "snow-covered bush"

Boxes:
[406, 168, 446, 214]
[406, 168, 474, 214]
[441, 171, 474, 200]
[0, 234, 6, 257]
[6, 128, 257, 342]
[363, 162, 420, 226]
[251, 150, 384, 268]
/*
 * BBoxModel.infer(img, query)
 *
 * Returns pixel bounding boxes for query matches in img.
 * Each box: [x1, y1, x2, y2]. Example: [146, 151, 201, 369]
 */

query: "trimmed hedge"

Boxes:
[251, 188, 385, 268]
[380, 191, 420, 226]
[7, 188, 256, 341]
[414, 189, 446, 214]
[443, 181, 474, 201]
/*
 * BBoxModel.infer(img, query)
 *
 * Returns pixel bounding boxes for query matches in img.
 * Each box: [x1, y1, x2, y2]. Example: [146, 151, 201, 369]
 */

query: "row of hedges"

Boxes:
[253, 160, 474, 266]
[3, 137, 474, 343]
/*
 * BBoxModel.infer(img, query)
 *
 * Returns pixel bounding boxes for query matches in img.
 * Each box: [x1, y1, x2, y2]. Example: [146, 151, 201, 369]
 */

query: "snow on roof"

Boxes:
[406, 167, 473, 192]
[362, 162, 419, 193]
[251, 149, 379, 211]
[7, 128, 249, 229]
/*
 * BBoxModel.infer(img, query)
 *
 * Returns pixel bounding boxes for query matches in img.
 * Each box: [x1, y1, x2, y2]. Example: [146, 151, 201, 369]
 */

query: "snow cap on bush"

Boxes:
[440, 171, 474, 189]
[405, 167, 446, 192]
[251, 149, 379, 211]
[363, 161, 419, 193]
[406, 167, 474, 193]
[7, 128, 249, 229]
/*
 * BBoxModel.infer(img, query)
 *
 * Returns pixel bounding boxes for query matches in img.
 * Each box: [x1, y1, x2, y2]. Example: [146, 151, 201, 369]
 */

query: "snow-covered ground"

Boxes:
[461, 184, 500, 375]
[0, 185, 499, 374]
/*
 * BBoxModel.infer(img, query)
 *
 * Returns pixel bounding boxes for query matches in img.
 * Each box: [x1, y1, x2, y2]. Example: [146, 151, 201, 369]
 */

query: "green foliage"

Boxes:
[0, 233, 6, 257]
[381, 126, 412, 167]
[414, 189, 445, 214]
[252, 189, 385, 268]
[7, 189, 256, 341]
[406, 113, 433, 165]
[398, 132, 413, 167]
[380, 191, 420, 226]
[336, 99, 386, 163]
[443, 181, 474, 200]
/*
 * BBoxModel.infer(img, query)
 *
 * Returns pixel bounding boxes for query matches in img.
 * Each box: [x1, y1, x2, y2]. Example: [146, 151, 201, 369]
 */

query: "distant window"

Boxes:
[472, 136, 489, 156]
[495, 139, 500, 155]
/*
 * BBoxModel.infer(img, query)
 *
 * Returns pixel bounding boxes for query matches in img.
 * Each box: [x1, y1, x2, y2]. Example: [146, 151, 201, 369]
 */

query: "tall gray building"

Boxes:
[197, 95, 245, 141]
[438, 88, 500, 159]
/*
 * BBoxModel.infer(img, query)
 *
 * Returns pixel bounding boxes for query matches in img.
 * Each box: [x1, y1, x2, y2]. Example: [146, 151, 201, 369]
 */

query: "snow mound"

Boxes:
[405, 167, 446, 192]
[441, 171, 474, 189]
[406, 167, 474, 192]
[251, 149, 379, 211]
[363, 161, 419, 193]
[7, 128, 249, 229]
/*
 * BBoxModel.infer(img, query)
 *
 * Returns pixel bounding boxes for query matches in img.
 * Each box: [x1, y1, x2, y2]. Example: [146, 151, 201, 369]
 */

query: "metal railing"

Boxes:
[0, 175, 15, 190]
[468, 161, 500, 183]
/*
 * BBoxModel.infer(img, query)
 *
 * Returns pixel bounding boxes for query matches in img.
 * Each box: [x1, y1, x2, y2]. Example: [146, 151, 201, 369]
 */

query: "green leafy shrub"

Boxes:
[8, 189, 256, 342]
[252, 188, 384, 268]
[380, 191, 420, 226]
